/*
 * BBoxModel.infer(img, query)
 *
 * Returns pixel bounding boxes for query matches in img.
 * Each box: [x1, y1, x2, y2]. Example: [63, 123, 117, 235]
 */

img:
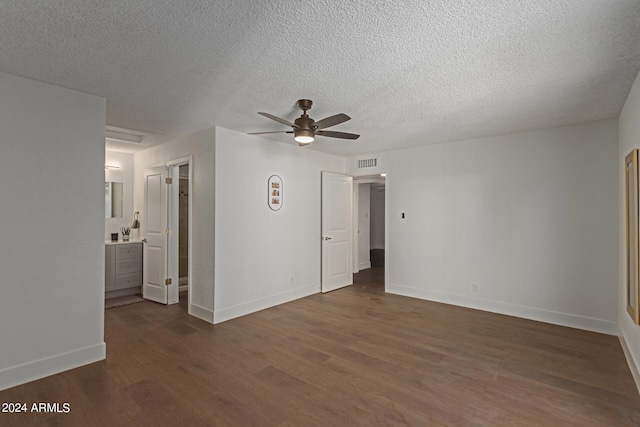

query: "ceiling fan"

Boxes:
[249, 99, 360, 146]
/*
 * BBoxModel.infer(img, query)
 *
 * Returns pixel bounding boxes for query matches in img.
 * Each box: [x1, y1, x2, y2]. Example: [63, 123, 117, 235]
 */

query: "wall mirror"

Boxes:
[105, 182, 123, 218]
[625, 149, 640, 325]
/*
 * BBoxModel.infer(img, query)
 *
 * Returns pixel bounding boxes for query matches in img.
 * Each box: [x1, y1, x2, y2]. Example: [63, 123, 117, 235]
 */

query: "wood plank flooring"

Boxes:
[1, 266, 639, 426]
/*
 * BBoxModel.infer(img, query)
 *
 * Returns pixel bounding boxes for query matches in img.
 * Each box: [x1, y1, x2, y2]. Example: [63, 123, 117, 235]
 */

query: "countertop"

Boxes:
[105, 240, 142, 246]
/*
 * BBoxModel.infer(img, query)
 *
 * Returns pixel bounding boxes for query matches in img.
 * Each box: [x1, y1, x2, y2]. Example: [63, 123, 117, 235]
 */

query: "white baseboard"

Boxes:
[619, 331, 640, 395]
[214, 284, 318, 324]
[0, 342, 106, 391]
[359, 261, 371, 270]
[189, 303, 214, 324]
[387, 284, 618, 335]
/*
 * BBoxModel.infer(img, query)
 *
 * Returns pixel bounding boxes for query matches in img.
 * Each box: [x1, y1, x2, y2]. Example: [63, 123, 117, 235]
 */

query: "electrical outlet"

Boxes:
[471, 283, 479, 293]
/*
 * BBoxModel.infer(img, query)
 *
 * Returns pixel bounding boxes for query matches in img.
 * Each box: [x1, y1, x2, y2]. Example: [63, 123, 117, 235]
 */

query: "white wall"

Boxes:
[134, 128, 215, 322]
[370, 186, 386, 249]
[0, 72, 106, 390]
[214, 127, 345, 323]
[383, 120, 618, 334]
[105, 151, 134, 241]
[358, 183, 371, 270]
[619, 70, 640, 388]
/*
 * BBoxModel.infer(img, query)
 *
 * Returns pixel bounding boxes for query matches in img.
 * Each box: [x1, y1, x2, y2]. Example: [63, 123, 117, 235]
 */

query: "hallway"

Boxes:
[352, 249, 384, 293]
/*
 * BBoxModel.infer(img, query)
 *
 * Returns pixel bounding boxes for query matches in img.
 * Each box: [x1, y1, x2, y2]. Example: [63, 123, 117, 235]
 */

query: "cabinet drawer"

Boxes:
[116, 272, 142, 290]
[116, 243, 142, 260]
[115, 258, 142, 274]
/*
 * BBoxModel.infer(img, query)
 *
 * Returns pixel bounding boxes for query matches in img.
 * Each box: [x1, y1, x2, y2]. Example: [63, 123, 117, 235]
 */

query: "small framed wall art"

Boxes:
[625, 149, 640, 325]
[268, 175, 283, 211]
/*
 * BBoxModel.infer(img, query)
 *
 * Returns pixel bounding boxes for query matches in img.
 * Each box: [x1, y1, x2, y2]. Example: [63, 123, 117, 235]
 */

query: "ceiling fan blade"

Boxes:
[314, 113, 351, 130]
[248, 131, 293, 135]
[316, 130, 360, 140]
[258, 112, 299, 128]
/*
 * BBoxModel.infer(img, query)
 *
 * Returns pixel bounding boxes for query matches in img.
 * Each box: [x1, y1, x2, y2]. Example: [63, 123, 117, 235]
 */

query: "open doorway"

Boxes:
[353, 175, 385, 292]
[369, 180, 385, 270]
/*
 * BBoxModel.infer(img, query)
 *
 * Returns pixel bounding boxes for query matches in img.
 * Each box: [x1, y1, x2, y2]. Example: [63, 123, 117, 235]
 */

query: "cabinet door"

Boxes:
[105, 245, 116, 292]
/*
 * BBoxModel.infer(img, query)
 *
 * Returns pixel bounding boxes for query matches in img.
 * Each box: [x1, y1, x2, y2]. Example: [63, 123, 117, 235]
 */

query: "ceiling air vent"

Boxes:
[357, 158, 378, 169]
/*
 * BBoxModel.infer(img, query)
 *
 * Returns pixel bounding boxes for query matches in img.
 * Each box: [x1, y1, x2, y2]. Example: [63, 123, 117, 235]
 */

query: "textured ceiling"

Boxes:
[1, 1, 639, 156]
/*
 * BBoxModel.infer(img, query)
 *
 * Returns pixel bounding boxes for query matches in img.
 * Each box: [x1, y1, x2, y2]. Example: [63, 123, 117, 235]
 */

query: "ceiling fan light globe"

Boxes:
[294, 128, 314, 145]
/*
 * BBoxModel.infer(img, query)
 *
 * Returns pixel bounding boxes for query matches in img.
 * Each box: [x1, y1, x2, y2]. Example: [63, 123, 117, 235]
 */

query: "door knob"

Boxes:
[324, 236, 332, 240]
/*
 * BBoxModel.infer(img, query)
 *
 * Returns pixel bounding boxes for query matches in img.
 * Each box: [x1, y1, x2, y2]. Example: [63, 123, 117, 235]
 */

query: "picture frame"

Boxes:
[625, 149, 640, 325]
[268, 175, 282, 211]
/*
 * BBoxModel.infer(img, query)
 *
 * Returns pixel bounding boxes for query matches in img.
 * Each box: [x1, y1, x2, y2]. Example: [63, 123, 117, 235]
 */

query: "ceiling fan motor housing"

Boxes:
[294, 115, 315, 130]
[294, 112, 316, 145]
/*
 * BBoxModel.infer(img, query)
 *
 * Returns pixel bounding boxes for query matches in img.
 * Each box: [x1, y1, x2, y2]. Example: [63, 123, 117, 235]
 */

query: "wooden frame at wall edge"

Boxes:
[625, 149, 640, 325]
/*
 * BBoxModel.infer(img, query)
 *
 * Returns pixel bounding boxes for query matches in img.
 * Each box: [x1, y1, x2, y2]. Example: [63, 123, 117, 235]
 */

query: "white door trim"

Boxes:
[167, 156, 193, 310]
[351, 174, 387, 278]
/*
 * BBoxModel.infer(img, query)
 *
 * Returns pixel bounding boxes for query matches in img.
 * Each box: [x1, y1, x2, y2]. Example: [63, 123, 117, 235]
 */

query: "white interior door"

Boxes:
[143, 166, 168, 304]
[322, 171, 353, 293]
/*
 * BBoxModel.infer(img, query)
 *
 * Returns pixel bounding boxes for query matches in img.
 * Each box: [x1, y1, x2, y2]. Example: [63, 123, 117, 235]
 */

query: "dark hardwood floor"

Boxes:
[1, 265, 639, 426]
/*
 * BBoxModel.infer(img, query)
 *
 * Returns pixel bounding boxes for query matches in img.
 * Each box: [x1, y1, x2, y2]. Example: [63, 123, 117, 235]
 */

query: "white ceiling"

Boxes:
[1, 1, 639, 156]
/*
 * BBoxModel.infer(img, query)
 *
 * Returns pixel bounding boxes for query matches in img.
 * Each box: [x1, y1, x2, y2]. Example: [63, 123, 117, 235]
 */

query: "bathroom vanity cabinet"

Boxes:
[105, 241, 143, 298]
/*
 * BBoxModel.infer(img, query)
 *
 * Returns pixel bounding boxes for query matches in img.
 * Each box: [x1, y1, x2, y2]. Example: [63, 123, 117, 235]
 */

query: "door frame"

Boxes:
[353, 181, 372, 273]
[352, 176, 386, 272]
[351, 173, 388, 290]
[167, 156, 193, 308]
